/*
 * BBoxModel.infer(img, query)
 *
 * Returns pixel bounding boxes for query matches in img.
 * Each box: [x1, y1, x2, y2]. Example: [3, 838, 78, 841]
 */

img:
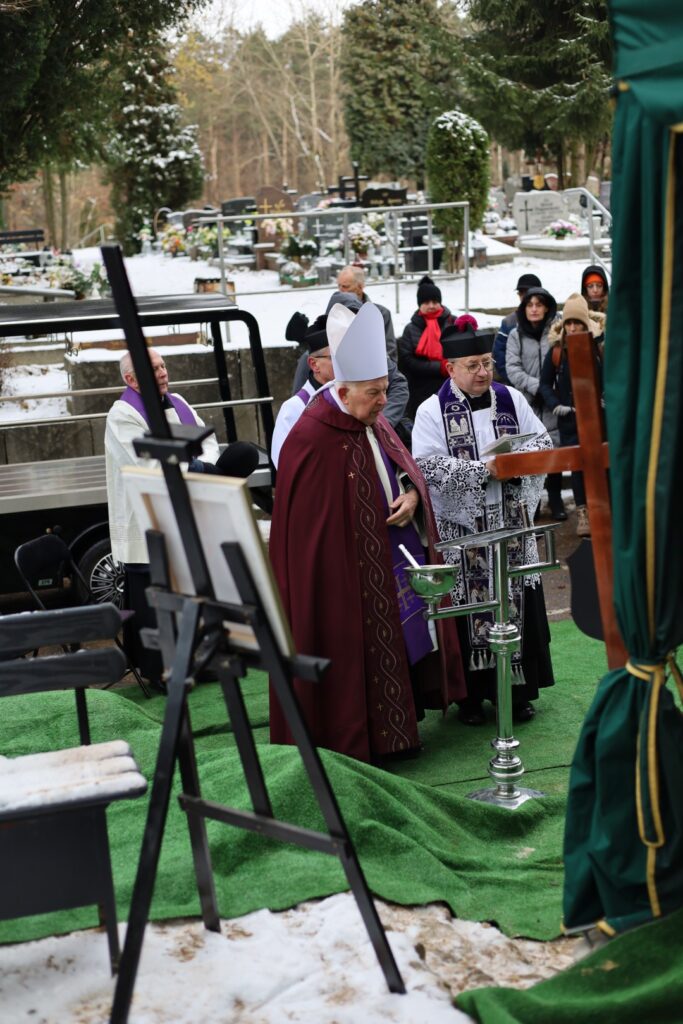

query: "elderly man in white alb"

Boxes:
[411, 322, 556, 726]
[270, 312, 334, 468]
[105, 348, 258, 687]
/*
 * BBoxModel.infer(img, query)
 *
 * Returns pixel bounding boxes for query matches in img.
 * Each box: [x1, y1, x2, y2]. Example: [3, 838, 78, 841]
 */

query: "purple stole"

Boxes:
[295, 387, 313, 406]
[437, 380, 526, 674]
[119, 386, 199, 426]
[322, 390, 432, 665]
[437, 379, 519, 455]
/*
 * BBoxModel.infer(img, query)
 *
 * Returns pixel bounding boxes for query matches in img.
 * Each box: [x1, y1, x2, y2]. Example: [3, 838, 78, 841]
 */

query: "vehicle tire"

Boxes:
[77, 539, 126, 608]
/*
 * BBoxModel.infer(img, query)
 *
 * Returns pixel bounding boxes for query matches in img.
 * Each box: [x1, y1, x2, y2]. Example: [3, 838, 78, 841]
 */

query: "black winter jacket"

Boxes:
[398, 305, 454, 417]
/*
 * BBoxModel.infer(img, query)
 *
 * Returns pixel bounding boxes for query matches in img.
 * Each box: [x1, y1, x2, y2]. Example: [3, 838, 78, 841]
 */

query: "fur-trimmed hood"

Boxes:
[549, 308, 606, 346]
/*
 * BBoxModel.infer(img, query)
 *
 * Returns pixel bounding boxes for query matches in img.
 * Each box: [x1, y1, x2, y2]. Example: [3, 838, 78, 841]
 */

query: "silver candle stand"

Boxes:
[406, 522, 560, 810]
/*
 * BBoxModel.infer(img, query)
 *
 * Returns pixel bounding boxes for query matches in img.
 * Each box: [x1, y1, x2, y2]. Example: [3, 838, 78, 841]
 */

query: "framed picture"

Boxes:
[122, 466, 294, 657]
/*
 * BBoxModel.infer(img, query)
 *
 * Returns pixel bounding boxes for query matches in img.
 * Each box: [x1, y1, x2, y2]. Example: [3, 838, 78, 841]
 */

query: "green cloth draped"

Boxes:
[563, 0, 683, 933]
[459, 6, 683, 1018]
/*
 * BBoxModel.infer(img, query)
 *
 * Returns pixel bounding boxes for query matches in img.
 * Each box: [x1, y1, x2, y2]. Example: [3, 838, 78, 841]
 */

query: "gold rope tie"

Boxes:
[632, 661, 666, 919]
[626, 659, 664, 681]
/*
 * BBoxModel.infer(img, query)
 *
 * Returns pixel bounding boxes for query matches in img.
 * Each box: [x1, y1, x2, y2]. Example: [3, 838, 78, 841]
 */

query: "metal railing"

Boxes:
[0, 283, 76, 300]
[562, 187, 612, 272]
[0, 377, 273, 429]
[76, 223, 113, 249]
[197, 200, 471, 315]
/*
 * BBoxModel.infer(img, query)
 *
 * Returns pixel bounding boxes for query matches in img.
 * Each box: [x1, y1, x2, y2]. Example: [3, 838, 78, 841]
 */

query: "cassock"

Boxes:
[412, 378, 555, 706]
[269, 385, 465, 763]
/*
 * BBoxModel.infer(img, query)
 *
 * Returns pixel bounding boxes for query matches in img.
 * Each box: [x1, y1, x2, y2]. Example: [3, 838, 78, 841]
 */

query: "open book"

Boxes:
[479, 431, 538, 457]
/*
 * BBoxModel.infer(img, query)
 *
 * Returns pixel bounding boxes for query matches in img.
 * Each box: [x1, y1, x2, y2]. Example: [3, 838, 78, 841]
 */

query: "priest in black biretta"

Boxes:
[411, 311, 556, 726]
[440, 320, 494, 362]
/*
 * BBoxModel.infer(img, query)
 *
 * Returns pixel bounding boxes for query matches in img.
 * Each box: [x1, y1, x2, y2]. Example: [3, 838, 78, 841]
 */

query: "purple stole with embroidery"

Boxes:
[119, 386, 199, 426]
[322, 389, 432, 665]
[437, 380, 527, 676]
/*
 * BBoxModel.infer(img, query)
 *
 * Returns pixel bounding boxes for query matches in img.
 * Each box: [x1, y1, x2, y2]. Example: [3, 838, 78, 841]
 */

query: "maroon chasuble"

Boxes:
[269, 390, 465, 763]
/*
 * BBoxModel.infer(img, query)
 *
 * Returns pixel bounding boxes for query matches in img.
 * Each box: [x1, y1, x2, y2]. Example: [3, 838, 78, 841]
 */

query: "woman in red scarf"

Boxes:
[399, 276, 470, 418]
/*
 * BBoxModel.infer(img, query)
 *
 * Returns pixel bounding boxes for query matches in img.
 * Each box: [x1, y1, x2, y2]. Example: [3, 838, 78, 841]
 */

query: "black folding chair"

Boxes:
[14, 534, 150, 697]
[0, 604, 148, 973]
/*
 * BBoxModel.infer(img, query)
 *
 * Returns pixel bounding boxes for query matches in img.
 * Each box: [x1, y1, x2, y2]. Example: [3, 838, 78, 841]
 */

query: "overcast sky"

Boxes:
[200, 0, 360, 39]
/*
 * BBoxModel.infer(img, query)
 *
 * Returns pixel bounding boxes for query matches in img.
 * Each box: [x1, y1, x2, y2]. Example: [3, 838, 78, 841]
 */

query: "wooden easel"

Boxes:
[100, 245, 405, 1024]
[493, 332, 627, 669]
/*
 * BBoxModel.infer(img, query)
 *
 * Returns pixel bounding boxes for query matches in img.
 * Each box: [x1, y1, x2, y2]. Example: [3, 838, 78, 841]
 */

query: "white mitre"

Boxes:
[327, 302, 388, 382]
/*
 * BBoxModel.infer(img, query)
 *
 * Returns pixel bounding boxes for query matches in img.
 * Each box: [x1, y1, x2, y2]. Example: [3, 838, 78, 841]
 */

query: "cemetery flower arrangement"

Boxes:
[543, 217, 582, 240]
[261, 217, 294, 239]
[346, 221, 382, 254]
[49, 260, 109, 299]
[186, 224, 220, 258]
[364, 211, 385, 232]
[159, 223, 187, 256]
[280, 235, 318, 260]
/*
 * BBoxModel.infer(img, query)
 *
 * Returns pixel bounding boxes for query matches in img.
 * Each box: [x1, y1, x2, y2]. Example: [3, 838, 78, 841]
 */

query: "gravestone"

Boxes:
[564, 191, 586, 221]
[512, 191, 567, 235]
[585, 175, 601, 197]
[360, 186, 407, 208]
[182, 208, 218, 229]
[488, 187, 508, 216]
[504, 176, 523, 205]
[254, 187, 295, 215]
[295, 193, 324, 212]
[599, 181, 612, 211]
[221, 197, 257, 217]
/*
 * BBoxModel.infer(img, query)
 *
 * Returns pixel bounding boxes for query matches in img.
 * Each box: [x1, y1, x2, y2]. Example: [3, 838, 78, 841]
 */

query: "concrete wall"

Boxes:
[0, 342, 300, 464]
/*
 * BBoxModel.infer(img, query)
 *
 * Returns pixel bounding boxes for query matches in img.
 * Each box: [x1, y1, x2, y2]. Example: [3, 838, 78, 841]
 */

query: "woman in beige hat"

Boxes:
[539, 293, 606, 537]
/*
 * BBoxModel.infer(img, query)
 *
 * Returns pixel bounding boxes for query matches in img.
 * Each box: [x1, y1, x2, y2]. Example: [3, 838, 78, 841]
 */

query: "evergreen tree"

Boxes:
[340, 0, 463, 187]
[459, 0, 612, 182]
[425, 110, 490, 268]
[104, 44, 205, 254]
[0, 0, 205, 190]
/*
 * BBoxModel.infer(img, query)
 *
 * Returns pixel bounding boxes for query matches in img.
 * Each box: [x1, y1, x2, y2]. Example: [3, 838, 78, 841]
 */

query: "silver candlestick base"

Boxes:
[466, 620, 545, 809]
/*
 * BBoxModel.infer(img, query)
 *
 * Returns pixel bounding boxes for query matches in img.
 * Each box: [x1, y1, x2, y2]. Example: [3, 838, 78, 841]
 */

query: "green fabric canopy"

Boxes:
[563, 0, 683, 934]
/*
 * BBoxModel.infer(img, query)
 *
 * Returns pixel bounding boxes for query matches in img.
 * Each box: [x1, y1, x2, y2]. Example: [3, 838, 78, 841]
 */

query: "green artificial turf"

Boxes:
[456, 904, 683, 1024]
[0, 621, 608, 946]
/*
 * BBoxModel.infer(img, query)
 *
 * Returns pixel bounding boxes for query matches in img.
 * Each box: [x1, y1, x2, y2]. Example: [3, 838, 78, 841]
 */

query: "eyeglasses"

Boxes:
[461, 359, 494, 374]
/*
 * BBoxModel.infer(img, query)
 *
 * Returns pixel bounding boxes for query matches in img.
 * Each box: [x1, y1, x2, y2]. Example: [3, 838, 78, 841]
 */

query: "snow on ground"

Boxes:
[75, 245, 604, 349]
[0, 363, 68, 421]
[0, 244, 603, 1018]
[0, 894, 589, 1024]
[0, 245, 602, 420]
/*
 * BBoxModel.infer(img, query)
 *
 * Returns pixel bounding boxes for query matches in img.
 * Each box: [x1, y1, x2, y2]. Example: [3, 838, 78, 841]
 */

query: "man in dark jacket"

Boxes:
[492, 273, 542, 384]
[337, 265, 397, 361]
[290, 292, 409, 430]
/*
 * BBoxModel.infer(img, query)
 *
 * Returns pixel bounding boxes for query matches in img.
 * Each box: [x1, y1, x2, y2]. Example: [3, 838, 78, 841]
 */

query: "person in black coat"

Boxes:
[581, 264, 609, 313]
[398, 276, 455, 417]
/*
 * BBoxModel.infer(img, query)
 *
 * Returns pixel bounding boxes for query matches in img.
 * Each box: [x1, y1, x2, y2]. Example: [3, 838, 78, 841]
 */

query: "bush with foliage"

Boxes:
[104, 43, 205, 255]
[425, 110, 490, 266]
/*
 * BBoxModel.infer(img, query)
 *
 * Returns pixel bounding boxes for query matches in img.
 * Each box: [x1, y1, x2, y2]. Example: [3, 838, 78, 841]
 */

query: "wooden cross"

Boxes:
[492, 332, 628, 669]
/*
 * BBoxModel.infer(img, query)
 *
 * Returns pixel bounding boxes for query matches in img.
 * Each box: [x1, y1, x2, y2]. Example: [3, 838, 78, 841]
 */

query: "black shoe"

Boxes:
[457, 702, 486, 726]
[512, 701, 536, 723]
[549, 503, 568, 521]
